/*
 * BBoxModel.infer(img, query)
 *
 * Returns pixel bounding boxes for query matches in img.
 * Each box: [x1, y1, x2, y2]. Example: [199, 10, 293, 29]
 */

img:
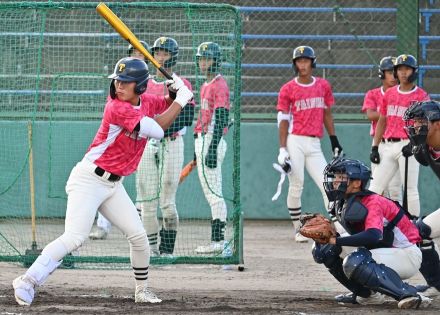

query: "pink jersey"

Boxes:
[380, 85, 430, 139]
[277, 77, 334, 138]
[362, 87, 384, 137]
[361, 194, 421, 247]
[85, 94, 168, 176]
[194, 75, 230, 134]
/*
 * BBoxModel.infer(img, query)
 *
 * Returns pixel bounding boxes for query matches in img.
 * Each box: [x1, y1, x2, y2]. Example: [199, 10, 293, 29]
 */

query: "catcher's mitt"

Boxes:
[299, 213, 336, 244]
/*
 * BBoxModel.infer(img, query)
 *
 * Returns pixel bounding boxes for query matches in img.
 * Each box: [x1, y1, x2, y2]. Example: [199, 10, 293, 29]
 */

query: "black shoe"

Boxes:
[335, 292, 358, 304]
[416, 284, 430, 293]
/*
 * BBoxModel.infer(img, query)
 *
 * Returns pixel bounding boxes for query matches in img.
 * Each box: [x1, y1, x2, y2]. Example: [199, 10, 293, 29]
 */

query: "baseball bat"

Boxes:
[96, 2, 172, 80]
[403, 156, 409, 213]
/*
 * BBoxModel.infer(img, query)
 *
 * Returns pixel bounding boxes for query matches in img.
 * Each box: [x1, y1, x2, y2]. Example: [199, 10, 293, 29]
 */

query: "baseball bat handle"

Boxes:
[96, 2, 172, 80]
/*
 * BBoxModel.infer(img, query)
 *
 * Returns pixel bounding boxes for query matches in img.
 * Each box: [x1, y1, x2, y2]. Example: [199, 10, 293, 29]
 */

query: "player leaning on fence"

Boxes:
[12, 57, 193, 306]
[276, 45, 343, 243]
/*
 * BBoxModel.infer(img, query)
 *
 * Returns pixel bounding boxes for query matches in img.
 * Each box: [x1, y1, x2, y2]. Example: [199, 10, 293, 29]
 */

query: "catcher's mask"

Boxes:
[323, 156, 371, 202]
[403, 101, 430, 146]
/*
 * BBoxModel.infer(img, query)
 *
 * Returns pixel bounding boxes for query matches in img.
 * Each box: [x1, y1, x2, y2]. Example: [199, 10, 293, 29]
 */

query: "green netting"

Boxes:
[0, 2, 242, 268]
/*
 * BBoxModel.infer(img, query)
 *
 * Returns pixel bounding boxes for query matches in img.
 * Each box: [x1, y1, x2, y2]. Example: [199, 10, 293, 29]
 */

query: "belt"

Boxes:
[381, 138, 405, 143]
[94, 166, 121, 182]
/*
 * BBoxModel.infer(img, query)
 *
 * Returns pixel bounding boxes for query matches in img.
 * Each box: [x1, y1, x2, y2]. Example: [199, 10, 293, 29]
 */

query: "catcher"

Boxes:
[304, 157, 431, 309]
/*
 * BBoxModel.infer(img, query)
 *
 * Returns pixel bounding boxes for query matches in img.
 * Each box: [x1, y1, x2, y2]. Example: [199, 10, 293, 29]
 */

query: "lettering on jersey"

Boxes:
[294, 97, 325, 111]
[201, 98, 209, 110]
[118, 63, 126, 72]
[124, 129, 141, 140]
[387, 105, 408, 117]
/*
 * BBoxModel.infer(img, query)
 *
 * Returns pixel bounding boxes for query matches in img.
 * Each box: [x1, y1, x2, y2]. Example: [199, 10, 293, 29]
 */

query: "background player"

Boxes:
[315, 157, 431, 309]
[193, 42, 230, 254]
[404, 100, 440, 296]
[369, 54, 430, 218]
[12, 57, 193, 305]
[136, 36, 195, 257]
[89, 40, 151, 240]
[362, 56, 402, 202]
[276, 45, 343, 242]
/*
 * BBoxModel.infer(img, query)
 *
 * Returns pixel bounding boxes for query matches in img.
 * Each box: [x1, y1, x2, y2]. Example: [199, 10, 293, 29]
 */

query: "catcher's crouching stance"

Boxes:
[302, 157, 431, 309]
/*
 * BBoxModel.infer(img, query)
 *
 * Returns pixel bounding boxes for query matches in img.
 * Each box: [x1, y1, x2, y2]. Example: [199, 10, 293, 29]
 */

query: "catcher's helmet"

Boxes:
[151, 36, 179, 68]
[196, 42, 222, 73]
[292, 45, 316, 72]
[108, 57, 149, 97]
[127, 40, 150, 62]
[323, 157, 371, 201]
[378, 56, 396, 79]
[404, 100, 440, 145]
[393, 54, 418, 83]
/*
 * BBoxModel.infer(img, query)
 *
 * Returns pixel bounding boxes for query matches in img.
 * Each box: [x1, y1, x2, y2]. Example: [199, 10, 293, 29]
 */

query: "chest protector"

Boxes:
[338, 190, 405, 249]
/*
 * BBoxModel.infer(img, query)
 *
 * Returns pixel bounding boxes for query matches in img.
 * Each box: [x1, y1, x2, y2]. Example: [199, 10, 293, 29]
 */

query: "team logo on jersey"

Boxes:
[118, 63, 126, 72]
[159, 37, 167, 45]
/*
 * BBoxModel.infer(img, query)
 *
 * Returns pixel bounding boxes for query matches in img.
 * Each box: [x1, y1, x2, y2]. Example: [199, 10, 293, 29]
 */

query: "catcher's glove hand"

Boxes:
[299, 213, 336, 244]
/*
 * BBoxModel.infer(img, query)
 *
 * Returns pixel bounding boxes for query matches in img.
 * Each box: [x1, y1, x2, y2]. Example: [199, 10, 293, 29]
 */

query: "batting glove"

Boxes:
[370, 146, 380, 164]
[205, 146, 217, 168]
[329, 135, 343, 157]
[174, 85, 193, 108]
[277, 147, 290, 165]
[401, 143, 413, 158]
[170, 73, 185, 91]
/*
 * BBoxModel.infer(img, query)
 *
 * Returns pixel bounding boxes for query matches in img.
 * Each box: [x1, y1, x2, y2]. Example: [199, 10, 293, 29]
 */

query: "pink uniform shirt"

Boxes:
[85, 94, 167, 176]
[380, 85, 429, 139]
[362, 194, 421, 247]
[194, 75, 230, 134]
[362, 87, 384, 137]
[277, 77, 334, 138]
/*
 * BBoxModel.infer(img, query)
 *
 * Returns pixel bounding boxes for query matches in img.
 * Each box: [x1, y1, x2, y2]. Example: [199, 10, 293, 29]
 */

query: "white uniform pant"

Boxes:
[371, 141, 402, 203]
[195, 133, 227, 221]
[341, 244, 422, 280]
[42, 159, 149, 268]
[369, 140, 420, 217]
[136, 136, 184, 235]
[286, 134, 329, 210]
[423, 208, 440, 239]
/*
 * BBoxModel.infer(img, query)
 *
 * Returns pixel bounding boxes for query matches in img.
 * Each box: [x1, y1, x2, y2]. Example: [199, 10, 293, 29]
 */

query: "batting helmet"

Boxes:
[292, 45, 316, 72]
[127, 40, 150, 61]
[196, 42, 222, 73]
[151, 36, 179, 68]
[108, 57, 149, 98]
[393, 54, 418, 83]
[378, 56, 396, 79]
[323, 157, 371, 201]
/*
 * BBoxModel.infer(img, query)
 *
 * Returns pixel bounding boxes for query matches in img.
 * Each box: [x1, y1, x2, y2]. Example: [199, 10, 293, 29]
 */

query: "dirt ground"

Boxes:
[1, 220, 439, 314]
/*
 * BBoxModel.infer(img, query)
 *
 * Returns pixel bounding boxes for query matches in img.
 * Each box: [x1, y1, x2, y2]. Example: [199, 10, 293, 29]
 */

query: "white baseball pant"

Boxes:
[136, 136, 184, 235]
[41, 159, 149, 284]
[369, 140, 420, 217]
[194, 133, 227, 221]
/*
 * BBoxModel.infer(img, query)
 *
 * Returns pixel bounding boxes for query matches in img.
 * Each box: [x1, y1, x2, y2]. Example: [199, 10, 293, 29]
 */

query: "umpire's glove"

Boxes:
[370, 146, 380, 164]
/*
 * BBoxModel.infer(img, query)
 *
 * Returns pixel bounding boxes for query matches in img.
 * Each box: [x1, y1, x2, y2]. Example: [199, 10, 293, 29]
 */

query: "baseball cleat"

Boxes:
[398, 293, 432, 309]
[356, 292, 385, 305]
[150, 248, 160, 257]
[335, 292, 358, 304]
[195, 241, 225, 254]
[13, 275, 35, 306]
[89, 227, 108, 240]
[294, 232, 309, 243]
[134, 285, 162, 303]
[415, 284, 440, 297]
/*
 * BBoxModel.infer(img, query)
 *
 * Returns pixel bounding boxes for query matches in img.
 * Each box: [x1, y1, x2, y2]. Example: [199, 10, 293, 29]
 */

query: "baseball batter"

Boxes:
[362, 56, 402, 202]
[136, 36, 195, 257]
[193, 42, 230, 254]
[277, 45, 343, 242]
[315, 157, 430, 309]
[12, 57, 193, 306]
[404, 100, 440, 296]
[369, 54, 430, 218]
[90, 41, 151, 240]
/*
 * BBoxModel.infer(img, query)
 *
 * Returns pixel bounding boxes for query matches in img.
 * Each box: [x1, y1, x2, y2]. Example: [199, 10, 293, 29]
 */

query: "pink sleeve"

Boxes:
[277, 84, 291, 112]
[362, 90, 376, 112]
[363, 198, 384, 231]
[323, 80, 335, 108]
[380, 92, 388, 116]
[213, 81, 230, 110]
[141, 94, 168, 117]
[109, 100, 142, 132]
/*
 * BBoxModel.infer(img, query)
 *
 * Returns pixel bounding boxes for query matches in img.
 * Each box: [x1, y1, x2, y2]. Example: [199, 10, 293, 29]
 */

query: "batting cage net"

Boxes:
[0, 2, 242, 268]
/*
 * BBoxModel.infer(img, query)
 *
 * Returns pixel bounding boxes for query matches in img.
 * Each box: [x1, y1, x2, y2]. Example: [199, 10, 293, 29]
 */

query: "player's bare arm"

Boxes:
[365, 109, 380, 122]
[323, 108, 336, 136]
[373, 115, 386, 146]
